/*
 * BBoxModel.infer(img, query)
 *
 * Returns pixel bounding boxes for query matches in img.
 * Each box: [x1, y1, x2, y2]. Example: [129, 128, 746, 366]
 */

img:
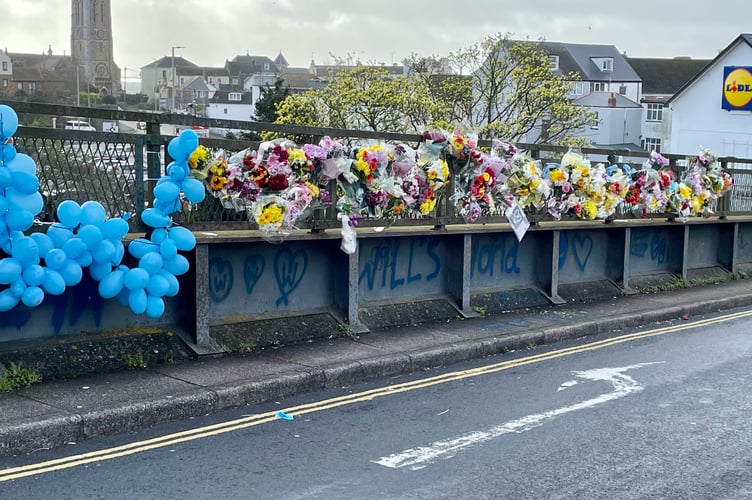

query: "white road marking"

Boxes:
[373, 362, 663, 470]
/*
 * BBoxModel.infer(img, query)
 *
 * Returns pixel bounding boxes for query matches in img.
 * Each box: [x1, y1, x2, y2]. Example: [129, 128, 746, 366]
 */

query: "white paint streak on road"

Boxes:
[373, 362, 663, 470]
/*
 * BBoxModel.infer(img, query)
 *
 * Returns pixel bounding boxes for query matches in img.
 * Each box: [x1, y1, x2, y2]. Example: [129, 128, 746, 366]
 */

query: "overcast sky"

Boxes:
[2, 0, 749, 80]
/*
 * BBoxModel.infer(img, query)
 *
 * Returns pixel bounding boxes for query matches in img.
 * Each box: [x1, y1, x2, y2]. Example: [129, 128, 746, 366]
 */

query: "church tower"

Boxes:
[70, 0, 120, 96]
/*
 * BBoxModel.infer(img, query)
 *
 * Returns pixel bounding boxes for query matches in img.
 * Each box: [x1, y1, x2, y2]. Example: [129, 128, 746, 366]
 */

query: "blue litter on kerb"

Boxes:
[276, 411, 294, 420]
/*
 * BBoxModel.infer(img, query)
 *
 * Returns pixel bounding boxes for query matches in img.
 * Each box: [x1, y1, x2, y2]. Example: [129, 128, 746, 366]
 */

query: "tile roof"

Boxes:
[626, 57, 710, 95]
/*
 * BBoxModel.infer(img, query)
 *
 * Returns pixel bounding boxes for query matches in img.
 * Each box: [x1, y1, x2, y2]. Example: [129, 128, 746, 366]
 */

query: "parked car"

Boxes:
[64, 120, 96, 131]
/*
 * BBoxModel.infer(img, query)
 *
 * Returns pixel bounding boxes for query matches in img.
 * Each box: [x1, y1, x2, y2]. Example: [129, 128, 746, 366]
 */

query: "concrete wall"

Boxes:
[1, 219, 752, 347]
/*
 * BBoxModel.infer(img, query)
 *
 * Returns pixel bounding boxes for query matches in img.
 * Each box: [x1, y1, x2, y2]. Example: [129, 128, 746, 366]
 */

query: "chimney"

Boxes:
[608, 92, 617, 107]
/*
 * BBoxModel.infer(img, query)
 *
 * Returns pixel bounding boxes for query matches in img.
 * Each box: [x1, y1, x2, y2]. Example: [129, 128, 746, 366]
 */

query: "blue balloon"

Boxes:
[0, 104, 19, 140]
[146, 295, 165, 318]
[60, 259, 83, 286]
[128, 238, 158, 259]
[80, 201, 106, 226]
[76, 250, 93, 267]
[6, 209, 34, 232]
[30, 233, 54, 257]
[77, 224, 103, 249]
[89, 261, 112, 281]
[146, 273, 170, 297]
[57, 200, 82, 228]
[1, 144, 17, 164]
[0, 289, 20, 312]
[6, 189, 43, 215]
[112, 240, 125, 265]
[140, 252, 164, 276]
[11, 236, 39, 263]
[153, 180, 181, 201]
[10, 171, 39, 194]
[168, 226, 196, 251]
[10, 277, 26, 298]
[159, 270, 180, 296]
[47, 224, 74, 247]
[21, 286, 44, 308]
[124, 267, 150, 290]
[182, 177, 206, 203]
[0, 166, 11, 188]
[159, 238, 177, 260]
[45, 248, 67, 269]
[128, 288, 148, 314]
[116, 284, 131, 307]
[178, 129, 199, 157]
[62, 237, 87, 259]
[22, 264, 46, 287]
[168, 163, 187, 182]
[163, 254, 189, 275]
[101, 218, 130, 240]
[0, 257, 23, 284]
[93, 239, 116, 264]
[141, 208, 171, 228]
[7, 153, 37, 175]
[151, 228, 168, 244]
[167, 137, 182, 161]
[99, 269, 126, 299]
[42, 268, 66, 295]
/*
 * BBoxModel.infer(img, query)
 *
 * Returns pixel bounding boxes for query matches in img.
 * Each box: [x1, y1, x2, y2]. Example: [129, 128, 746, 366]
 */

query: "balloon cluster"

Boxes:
[0, 104, 202, 318]
[115, 129, 206, 317]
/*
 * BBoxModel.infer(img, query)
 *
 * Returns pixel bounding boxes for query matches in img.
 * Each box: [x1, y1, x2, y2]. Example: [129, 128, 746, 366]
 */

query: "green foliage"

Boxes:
[237, 341, 255, 353]
[122, 351, 147, 369]
[0, 362, 42, 391]
[254, 78, 291, 123]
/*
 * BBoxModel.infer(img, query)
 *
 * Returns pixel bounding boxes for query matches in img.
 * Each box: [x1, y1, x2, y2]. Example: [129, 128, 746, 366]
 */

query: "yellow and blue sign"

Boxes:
[722, 66, 752, 111]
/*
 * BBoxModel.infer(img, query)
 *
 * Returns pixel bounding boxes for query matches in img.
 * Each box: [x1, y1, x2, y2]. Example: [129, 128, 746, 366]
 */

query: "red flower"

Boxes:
[266, 173, 289, 191]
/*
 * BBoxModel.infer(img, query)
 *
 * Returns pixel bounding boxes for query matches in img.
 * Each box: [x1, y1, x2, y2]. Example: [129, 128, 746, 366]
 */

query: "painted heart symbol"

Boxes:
[274, 248, 308, 307]
[572, 234, 593, 272]
[209, 257, 234, 303]
[244, 255, 266, 295]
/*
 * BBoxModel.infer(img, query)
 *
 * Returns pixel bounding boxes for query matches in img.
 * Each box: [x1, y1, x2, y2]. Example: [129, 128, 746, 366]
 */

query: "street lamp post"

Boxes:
[171, 45, 185, 113]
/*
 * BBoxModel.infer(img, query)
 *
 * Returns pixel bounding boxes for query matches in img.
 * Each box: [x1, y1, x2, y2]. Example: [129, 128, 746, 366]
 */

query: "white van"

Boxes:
[64, 120, 96, 131]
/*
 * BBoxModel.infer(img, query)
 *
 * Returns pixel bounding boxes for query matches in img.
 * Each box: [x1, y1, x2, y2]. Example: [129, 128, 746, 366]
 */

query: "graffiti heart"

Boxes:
[274, 248, 308, 307]
[243, 255, 266, 295]
[572, 234, 594, 272]
[209, 257, 234, 303]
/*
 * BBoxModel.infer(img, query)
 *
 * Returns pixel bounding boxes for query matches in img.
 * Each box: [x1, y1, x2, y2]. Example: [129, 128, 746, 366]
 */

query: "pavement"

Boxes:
[2, 278, 752, 458]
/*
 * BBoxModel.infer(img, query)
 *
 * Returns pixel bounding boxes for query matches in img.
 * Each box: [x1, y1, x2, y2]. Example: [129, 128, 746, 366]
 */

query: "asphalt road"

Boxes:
[2, 310, 752, 499]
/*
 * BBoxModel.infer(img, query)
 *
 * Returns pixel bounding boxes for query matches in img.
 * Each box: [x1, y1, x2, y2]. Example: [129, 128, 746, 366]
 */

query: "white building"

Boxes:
[666, 34, 752, 158]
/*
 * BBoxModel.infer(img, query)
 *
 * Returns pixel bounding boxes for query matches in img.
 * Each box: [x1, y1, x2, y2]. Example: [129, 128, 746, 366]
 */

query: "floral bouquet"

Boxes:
[187, 145, 211, 180]
[250, 195, 289, 242]
[418, 130, 448, 162]
[676, 147, 734, 217]
[503, 152, 550, 215]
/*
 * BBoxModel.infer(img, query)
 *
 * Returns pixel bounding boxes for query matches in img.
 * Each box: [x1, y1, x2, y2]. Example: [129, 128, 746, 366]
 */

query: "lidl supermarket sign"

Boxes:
[722, 66, 752, 111]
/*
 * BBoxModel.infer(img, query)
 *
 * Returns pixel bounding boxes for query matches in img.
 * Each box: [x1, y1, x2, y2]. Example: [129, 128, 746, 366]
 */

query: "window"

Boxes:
[17, 82, 23, 90]
[2, 79, 7, 88]
[601, 58, 613, 72]
[29, 82, 36, 91]
[1, 61, 7, 71]
[646, 103, 663, 122]
[548, 55, 559, 71]
[641, 137, 662, 153]
[590, 111, 600, 129]
[264, 63, 270, 71]
[591, 82, 606, 92]
[232, 78, 238, 85]
[228, 92, 242, 101]
[571, 82, 586, 95]
[618, 85, 627, 95]
[223, 108, 228, 114]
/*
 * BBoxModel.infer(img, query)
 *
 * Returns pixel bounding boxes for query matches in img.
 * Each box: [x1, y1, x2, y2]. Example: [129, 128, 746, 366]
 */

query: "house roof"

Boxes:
[310, 63, 405, 79]
[627, 57, 710, 95]
[279, 71, 319, 89]
[142, 56, 199, 69]
[667, 34, 752, 105]
[184, 76, 210, 91]
[210, 90, 254, 104]
[8, 53, 72, 73]
[273, 52, 289, 67]
[227, 55, 278, 75]
[573, 91, 641, 108]
[540, 41, 641, 82]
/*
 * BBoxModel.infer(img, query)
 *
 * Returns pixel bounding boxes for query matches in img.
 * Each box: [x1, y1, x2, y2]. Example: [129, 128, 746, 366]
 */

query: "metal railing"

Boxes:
[4, 100, 752, 233]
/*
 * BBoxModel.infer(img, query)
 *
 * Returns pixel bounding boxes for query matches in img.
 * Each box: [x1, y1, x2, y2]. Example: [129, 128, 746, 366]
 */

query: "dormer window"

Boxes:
[228, 92, 242, 101]
[602, 58, 613, 71]
[548, 55, 559, 71]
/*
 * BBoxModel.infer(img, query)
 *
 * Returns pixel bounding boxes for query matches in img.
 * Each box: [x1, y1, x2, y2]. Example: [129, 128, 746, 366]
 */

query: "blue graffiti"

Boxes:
[471, 235, 521, 278]
[631, 229, 667, 264]
[650, 232, 667, 264]
[274, 248, 308, 307]
[559, 232, 593, 272]
[359, 237, 441, 291]
[630, 229, 649, 258]
[244, 255, 265, 295]
[209, 257, 234, 303]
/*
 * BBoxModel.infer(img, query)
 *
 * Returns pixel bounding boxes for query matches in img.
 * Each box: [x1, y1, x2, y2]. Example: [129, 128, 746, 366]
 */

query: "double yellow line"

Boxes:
[2, 308, 751, 482]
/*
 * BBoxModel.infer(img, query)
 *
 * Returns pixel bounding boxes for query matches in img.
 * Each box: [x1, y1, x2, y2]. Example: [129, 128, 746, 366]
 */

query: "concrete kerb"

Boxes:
[0, 415, 83, 457]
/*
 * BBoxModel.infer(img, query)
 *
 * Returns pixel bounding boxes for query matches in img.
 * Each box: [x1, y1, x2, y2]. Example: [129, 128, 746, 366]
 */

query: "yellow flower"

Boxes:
[210, 175, 227, 191]
[257, 204, 284, 225]
[549, 169, 566, 183]
[441, 160, 449, 179]
[305, 181, 319, 197]
[427, 170, 438, 180]
[420, 198, 437, 214]
[287, 148, 306, 163]
[581, 200, 597, 219]
[189, 145, 209, 169]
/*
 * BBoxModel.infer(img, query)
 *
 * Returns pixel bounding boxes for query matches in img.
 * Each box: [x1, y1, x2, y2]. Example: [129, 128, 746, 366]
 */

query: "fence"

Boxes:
[5, 100, 752, 234]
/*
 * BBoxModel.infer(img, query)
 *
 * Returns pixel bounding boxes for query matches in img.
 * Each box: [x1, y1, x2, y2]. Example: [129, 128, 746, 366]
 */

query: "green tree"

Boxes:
[254, 78, 291, 123]
[444, 32, 595, 144]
